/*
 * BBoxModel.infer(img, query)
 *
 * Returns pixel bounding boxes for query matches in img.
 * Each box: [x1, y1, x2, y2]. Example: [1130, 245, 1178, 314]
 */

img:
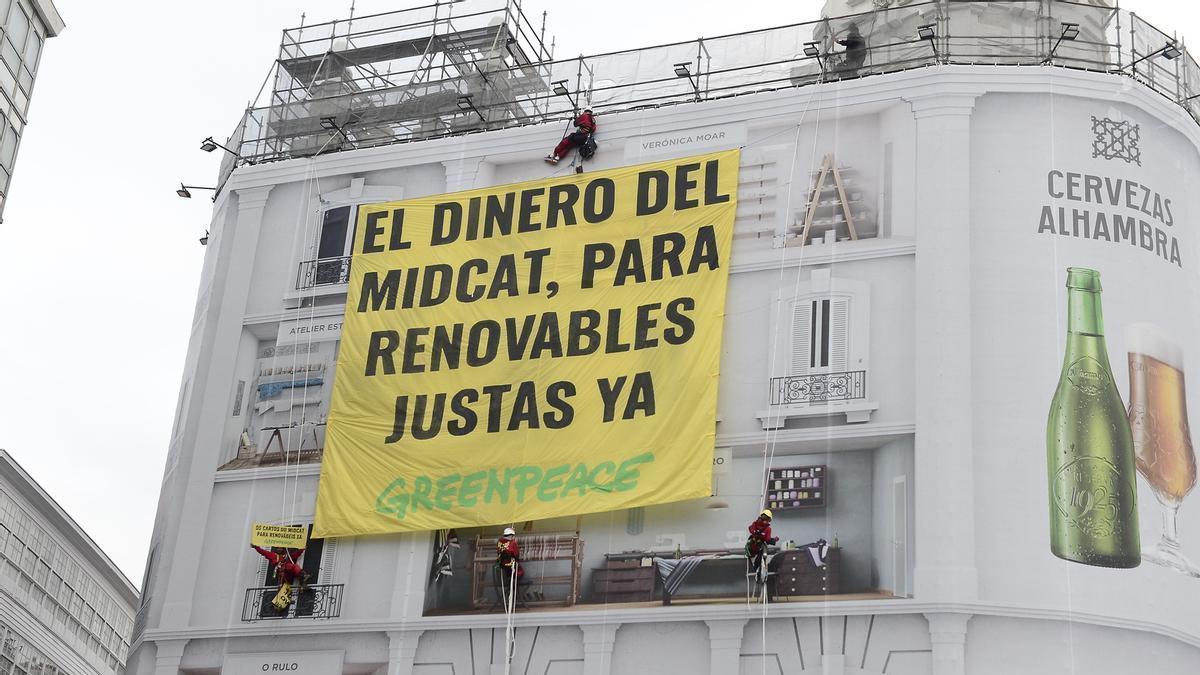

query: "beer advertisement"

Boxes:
[970, 92, 1200, 632]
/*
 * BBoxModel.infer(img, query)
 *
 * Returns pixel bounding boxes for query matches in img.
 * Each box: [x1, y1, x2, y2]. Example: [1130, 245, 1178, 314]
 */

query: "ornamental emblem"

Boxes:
[1091, 116, 1141, 166]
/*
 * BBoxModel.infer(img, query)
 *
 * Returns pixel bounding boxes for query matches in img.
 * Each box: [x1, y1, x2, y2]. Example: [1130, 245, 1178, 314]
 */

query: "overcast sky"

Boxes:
[0, 0, 1197, 586]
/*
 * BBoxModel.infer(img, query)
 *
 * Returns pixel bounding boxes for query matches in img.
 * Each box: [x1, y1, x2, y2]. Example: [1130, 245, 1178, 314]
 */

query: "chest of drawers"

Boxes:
[769, 548, 841, 597]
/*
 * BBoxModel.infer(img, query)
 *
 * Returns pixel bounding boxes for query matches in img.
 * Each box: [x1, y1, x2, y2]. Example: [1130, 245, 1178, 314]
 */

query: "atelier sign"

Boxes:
[277, 316, 345, 345]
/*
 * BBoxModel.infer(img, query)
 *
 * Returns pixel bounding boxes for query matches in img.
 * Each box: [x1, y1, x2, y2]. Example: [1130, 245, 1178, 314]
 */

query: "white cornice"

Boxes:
[138, 598, 1200, 650]
[731, 238, 916, 273]
[717, 421, 915, 450]
[243, 305, 345, 327]
[212, 463, 322, 484]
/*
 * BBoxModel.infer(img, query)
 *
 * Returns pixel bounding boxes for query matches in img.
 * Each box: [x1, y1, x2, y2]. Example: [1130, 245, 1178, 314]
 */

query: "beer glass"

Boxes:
[1126, 323, 1200, 576]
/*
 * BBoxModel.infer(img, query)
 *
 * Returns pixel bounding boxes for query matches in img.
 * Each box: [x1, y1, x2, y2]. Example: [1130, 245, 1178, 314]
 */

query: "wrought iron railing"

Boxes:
[241, 583, 344, 621]
[216, 0, 1200, 192]
[296, 256, 352, 289]
[770, 371, 867, 406]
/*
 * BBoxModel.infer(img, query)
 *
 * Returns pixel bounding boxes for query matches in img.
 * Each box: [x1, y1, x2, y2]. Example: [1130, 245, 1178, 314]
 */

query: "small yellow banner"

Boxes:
[314, 149, 739, 537]
[250, 524, 308, 549]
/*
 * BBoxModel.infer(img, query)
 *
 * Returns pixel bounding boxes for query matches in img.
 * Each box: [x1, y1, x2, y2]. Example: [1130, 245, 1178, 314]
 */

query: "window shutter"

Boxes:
[828, 297, 850, 372]
[257, 556, 269, 585]
[790, 300, 813, 375]
[319, 538, 338, 582]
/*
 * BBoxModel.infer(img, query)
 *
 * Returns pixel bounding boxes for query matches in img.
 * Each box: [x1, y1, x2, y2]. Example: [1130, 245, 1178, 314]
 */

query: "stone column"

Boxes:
[706, 619, 747, 675]
[906, 92, 982, 604]
[925, 613, 972, 675]
[158, 185, 275, 627]
[387, 630, 424, 675]
[581, 623, 619, 675]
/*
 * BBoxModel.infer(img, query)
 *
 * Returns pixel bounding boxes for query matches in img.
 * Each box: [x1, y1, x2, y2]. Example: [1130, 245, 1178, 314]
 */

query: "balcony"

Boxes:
[758, 371, 878, 428]
[770, 371, 866, 405]
[241, 583, 344, 621]
[296, 256, 351, 290]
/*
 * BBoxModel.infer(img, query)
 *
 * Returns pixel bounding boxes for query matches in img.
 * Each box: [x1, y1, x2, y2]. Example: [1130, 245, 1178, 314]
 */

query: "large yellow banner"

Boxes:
[313, 149, 739, 537]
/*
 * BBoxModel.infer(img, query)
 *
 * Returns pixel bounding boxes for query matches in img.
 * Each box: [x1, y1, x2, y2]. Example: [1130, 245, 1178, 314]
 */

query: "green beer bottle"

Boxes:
[1047, 268, 1139, 567]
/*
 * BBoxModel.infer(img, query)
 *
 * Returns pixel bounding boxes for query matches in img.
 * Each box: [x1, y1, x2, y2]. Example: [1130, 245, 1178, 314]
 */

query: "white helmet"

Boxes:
[502, 527, 516, 537]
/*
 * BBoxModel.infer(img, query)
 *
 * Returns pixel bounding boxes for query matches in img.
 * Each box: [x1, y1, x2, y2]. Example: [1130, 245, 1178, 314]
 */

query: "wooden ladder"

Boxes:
[796, 153, 859, 246]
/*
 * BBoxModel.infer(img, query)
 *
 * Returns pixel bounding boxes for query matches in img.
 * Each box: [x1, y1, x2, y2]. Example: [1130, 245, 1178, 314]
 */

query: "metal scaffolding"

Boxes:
[213, 0, 1200, 189]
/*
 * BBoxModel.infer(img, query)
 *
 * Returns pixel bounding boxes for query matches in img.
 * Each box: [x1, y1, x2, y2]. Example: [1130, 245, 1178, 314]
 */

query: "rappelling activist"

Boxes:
[251, 544, 308, 613]
[545, 108, 596, 164]
[495, 527, 525, 605]
[746, 509, 779, 574]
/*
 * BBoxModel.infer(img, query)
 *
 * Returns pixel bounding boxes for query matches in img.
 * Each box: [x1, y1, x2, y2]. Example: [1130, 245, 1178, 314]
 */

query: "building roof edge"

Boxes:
[31, 0, 64, 37]
[0, 449, 139, 605]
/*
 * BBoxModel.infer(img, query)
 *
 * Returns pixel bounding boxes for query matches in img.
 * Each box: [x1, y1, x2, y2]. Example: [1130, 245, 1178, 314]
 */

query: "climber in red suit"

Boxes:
[746, 509, 778, 574]
[251, 545, 307, 612]
[545, 109, 597, 164]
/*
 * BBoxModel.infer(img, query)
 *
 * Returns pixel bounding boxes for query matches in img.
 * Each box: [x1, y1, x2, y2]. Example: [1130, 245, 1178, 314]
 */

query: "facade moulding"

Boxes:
[718, 421, 915, 451]
[731, 239, 916, 273]
[926, 612, 972, 675]
[580, 623, 619, 675]
[386, 630, 422, 675]
[706, 619, 748, 675]
[138, 600, 1200, 651]
[212, 464, 322, 483]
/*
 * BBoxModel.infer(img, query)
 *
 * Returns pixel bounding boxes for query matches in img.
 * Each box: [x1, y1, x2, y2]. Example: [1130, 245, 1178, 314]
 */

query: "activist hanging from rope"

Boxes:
[251, 544, 309, 614]
[544, 108, 597, 165]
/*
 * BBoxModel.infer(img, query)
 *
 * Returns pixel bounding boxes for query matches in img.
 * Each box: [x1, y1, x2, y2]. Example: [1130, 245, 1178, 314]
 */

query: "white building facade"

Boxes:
[0, 0, 62, 219]
[0, 451, 138, 675]
[131, 2, 1200, 673]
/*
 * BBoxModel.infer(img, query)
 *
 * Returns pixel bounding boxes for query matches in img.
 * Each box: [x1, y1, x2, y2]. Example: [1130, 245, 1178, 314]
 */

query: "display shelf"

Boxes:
[764, 465, 827, 510]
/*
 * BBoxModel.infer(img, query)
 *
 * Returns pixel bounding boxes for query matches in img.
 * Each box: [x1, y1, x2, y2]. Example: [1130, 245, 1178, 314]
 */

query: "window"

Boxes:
[317, 206, 353, 259]
[305, 206, 357, 287]
[24, 29, 40, 68]
[7, 5, 28, 53]
[759, 274, 876, 426]
[0, 123, 18, 170]
[791, 296, 849, 375]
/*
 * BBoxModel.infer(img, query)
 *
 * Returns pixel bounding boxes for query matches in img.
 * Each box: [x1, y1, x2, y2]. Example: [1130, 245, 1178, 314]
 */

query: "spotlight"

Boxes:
[319, 116, 338, 131]
[199, 230, 209, 246]
[1044, 22, 1082, 64]
[917, 24, 940, 62]
[176, 184, 216, 199]
[673, 62, 700, 100]
[803, 42, 821, 58]
[198, 136, 241, 159]
[551, 80, 577, 109]
[1125, 41, 1186, 72]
